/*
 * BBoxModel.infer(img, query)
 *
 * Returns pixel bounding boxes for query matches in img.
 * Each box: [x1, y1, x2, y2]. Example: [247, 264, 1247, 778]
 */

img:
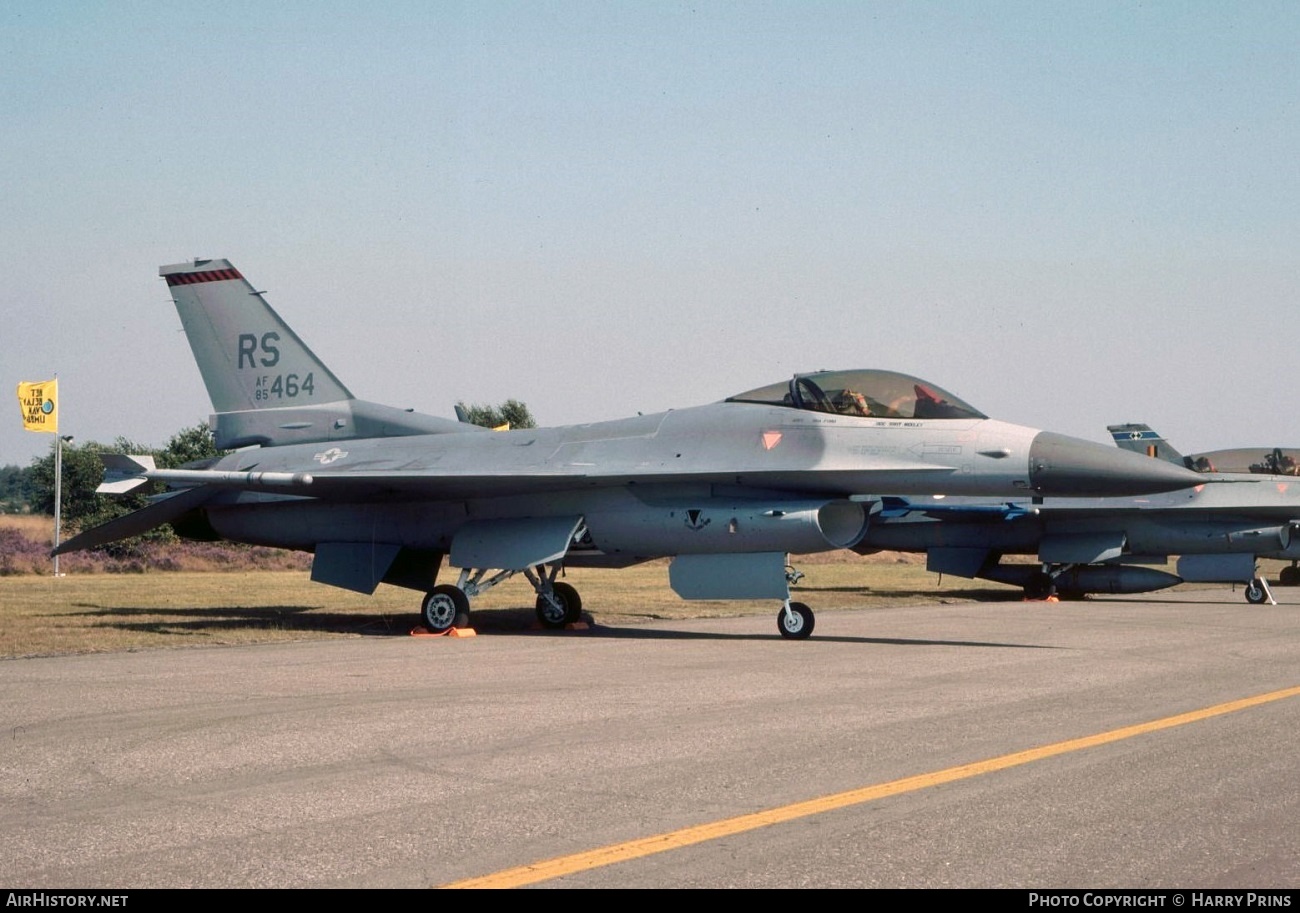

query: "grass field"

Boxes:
[0, 555, 1032, 659]
[0, 515, 1272, 659]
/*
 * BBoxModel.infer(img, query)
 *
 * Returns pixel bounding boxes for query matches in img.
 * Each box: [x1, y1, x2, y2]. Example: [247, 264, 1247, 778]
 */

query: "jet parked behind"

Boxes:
[856, 424, 1300, 605]
[1109, 424, 1300, 591]
[1108, 423, 1300, 478]
[57, 259, 1205, 638]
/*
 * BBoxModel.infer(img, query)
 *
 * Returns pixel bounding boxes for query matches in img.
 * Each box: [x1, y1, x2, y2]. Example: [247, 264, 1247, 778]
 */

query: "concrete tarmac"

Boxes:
[1, 588, 1297, 889]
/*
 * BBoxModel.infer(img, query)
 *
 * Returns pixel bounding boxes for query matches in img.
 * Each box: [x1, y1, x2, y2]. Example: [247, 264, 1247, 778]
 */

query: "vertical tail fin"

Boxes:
[161, 259, 352, 413]
[1107, 423, 1186, 466]
[160, 258, 479, 448]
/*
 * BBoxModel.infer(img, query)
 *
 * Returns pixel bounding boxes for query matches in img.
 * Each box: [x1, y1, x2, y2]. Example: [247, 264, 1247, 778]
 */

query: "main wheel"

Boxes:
[1245, 579, 1270, 605]
[1279, 566, 1299, 586]
[422, 585, 469, 633]
[1024, 571, 1056, 601]
[535, 581, 582, 629]
[777, 602, 815, 640]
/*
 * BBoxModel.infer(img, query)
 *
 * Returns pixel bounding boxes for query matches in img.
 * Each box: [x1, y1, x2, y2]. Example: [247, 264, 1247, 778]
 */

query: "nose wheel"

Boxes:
[777, 601, 814, 639]
[1244, 577, 1276, 605]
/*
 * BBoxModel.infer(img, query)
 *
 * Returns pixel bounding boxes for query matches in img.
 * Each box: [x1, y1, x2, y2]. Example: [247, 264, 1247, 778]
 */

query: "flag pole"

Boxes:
[54, 433, 63, 577]
[52, 371, 67, 577]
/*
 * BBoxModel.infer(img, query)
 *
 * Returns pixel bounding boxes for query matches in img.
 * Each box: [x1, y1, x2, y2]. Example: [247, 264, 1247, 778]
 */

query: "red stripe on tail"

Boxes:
[164, 268, 244, 287]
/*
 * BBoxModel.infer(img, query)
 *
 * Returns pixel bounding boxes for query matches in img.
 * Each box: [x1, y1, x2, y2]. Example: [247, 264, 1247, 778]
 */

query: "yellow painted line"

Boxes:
[439, 684, 1300, 889]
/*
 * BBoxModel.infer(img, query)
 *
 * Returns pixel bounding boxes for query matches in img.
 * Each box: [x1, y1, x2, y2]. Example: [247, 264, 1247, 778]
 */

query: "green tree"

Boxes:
[455, 399, 536, 430]
[0, 464, 36, 512]
[157, 423, 225, 468]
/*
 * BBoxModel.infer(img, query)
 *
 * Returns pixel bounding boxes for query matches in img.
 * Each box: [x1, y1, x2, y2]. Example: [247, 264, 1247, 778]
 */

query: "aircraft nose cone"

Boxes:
[1028, 431, 1205, 496]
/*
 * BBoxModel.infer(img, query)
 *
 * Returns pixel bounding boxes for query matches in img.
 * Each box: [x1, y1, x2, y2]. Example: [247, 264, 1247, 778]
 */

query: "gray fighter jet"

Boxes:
[1108, 423, 1300, 480]
[55, 259, 1204, 638]
[856, 424, 1300, 605]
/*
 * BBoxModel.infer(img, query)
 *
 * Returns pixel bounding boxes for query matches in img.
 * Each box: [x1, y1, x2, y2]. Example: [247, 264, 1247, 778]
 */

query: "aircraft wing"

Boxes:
[100, 462, 957, 502]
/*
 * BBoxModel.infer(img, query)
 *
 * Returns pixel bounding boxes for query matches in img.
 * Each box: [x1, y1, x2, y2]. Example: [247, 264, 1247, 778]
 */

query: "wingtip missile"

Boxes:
[97, 454, 157, 494]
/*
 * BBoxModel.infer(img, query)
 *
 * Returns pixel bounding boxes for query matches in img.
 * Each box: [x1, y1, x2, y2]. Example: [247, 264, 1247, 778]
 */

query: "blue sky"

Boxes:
[3, 1, 1298, 466]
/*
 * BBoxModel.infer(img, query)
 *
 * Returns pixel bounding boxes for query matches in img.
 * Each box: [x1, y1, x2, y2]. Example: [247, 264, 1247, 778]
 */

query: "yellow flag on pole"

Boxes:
[16, 379, 58, 433]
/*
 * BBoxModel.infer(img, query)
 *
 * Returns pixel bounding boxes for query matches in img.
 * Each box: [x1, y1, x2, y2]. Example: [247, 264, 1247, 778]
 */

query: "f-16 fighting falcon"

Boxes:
[57, 259, 1206, 638]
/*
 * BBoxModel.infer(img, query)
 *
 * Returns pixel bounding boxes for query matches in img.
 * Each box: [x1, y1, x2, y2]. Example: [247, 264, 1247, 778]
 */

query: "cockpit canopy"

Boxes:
[726, 369, 987, 420]
[1184, 447, 1300, 476]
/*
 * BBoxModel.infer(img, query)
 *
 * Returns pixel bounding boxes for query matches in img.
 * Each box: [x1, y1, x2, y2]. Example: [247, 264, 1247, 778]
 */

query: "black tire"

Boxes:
[423, 585, 469, 632]
[777, 602, 815, 640]
[1024, 571, 1056, 601]
[536, 581, 582, 628]
[1245, 580, 1269, 605]
[1279, 566, 1299, 586]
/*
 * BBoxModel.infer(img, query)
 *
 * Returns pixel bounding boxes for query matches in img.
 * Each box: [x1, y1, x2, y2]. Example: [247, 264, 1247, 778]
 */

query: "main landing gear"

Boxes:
[1019, 565, 1084, 601]
[421, 585, 470, 632]
[420, 562, 583, 633]
[1023, 568, 1058, 601]
[421, 553, 815, 640]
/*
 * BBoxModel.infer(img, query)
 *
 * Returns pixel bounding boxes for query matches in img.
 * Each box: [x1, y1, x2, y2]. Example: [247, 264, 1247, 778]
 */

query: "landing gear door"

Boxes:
[1176, 553, 1256, 583]
[669, 551, 790, 600]
[1039, 531, 1125, 564]
[927, 547, 992, 578]
[450, 516, 585, 570]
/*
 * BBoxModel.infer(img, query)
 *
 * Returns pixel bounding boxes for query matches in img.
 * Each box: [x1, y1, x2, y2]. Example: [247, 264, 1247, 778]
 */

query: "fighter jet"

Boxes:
[1108, 423, 1300, 480]
[1110, 424, 1300, 593]
[855, 424, 1300, 605]
[55, 259, 1205, 639]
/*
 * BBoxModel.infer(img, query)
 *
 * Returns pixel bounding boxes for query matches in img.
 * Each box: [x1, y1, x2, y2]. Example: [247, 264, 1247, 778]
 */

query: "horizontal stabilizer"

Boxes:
[53, 486, 218, 555]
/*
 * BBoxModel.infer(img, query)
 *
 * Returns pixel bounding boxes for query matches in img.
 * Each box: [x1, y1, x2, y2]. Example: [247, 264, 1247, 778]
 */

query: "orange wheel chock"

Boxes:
[410, 626, 477, 638]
